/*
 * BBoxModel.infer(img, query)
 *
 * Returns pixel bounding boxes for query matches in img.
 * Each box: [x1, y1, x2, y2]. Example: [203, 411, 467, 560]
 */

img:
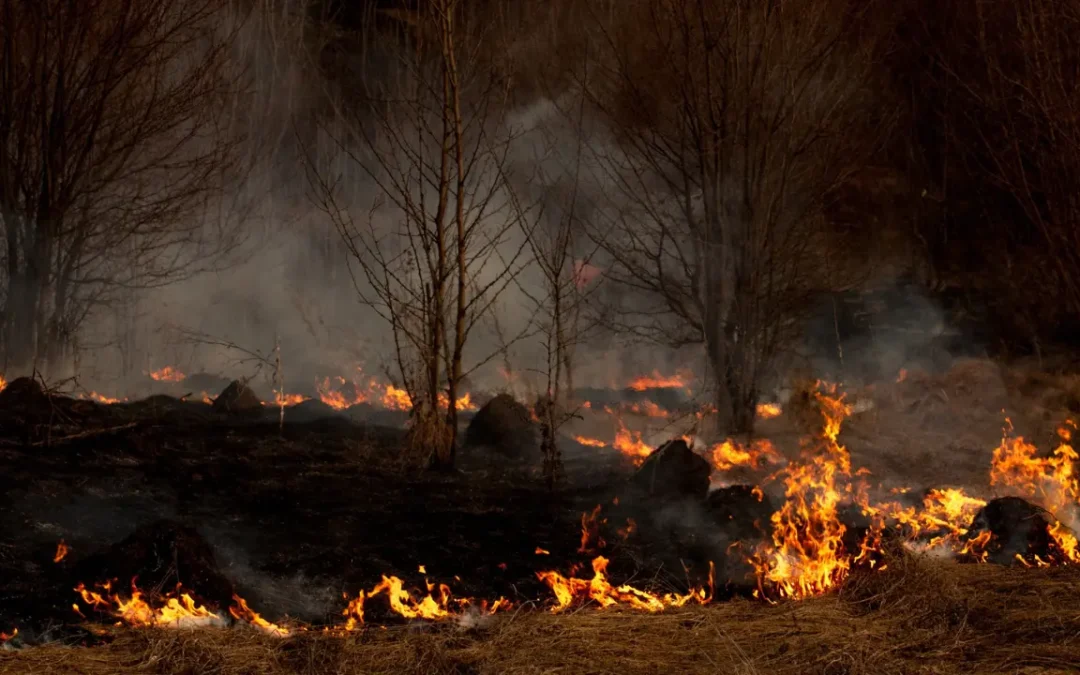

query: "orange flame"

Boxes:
[229, 594, 291, 637]
[627, 370, 690, 392]
[612, 417, 652, 464]
[709, 438, 784, 472]
[53, 540, 69, 563]
[755, 403, 782, 419]
[750, 382, 859, 600]
[148, 366, 186, 383]
[75, 581, 223, 629]
[574, 435, 608, 448]
[537, 557, 712, 614]
[989, 419, 1080, 562]
[0, 628, 16, 642]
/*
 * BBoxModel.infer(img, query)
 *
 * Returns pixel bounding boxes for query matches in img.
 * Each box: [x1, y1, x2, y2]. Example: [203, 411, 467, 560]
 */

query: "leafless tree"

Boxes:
[923, 0, 1080, 349]
[306, 0, 534, 469]
[0, 0, 254, 376]
[575, 0, 893, 435]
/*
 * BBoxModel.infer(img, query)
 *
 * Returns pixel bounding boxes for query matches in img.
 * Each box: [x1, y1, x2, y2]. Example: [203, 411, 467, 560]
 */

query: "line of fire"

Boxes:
[2, 1, 1079, 673]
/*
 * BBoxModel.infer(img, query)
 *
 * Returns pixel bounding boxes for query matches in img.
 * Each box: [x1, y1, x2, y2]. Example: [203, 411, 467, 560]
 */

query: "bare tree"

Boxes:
[307, 0, 533, 469]
[919, 0, 1080, 349]
[0, 0, 253, 376]
[576, 0, 892, 435]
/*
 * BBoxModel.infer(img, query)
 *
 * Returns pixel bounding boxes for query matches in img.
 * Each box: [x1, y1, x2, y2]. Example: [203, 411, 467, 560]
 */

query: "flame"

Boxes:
[896, 368, 908, 383]
[612, 417, 652, 464]
[626, 370, 690, 392]
[750, 382, 860, 600]
[0, 628, 16, 642]
[988, 419, 1080, 561]
[148, 366, 186, 382]
[756, 403, 782, 419]
[315, 376, 475, 413]
[535, 547, 550, 555]
[623, 400, 670, 418]
[75, 581, 223, 629]
[0, 373, 6, 392]
[229, 594, 291, 637]
[53, 540, 69, 563]
[81, 392, 125, 404]
[709, 438, 784, 472]
[579, 505, 607, 553]
[574, 435, 608, 448]
[274, 392, 309, 407]
[537, 557, 712, 614]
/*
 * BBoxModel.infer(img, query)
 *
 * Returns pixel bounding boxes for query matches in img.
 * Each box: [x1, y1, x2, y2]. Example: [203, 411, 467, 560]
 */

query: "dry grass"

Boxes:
[4, 554, 1079, 675]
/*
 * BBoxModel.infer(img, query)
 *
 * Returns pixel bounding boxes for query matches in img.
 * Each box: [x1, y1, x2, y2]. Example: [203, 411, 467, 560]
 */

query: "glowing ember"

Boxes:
[0, 628, 16, 642]
[148, 366, 186, 382]
[53, 540, 69, 563]
[756, 403, 782, 419]
[623, 400, 669, 417]
[0, 373, 7, 392]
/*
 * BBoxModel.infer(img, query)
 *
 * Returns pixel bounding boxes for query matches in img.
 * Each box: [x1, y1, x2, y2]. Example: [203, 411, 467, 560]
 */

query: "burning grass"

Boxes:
[3, 556, 1078, 675]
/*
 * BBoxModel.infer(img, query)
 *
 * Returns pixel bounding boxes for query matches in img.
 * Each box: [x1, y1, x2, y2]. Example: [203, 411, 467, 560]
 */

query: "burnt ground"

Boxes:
[0, 388, 723, 641]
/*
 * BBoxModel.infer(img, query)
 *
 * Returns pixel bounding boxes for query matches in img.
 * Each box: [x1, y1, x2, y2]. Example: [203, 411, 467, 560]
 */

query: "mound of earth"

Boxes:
[464, 393, 537, 459]
[629, 438, 711, 502]
[962, 496, 1058, 565]
[212, 380, 262, 413]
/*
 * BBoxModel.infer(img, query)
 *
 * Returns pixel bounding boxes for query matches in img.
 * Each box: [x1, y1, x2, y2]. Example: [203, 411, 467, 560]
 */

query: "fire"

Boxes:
[148, 366, 186, 382]
[75, 581, 223, 629]
[574, 435, 607, 448]
[274, 392, 308, 407]
[82, 392, 125, 404]
[709, 438, 784, 472]
[579, 505, 607, 553]
[864, 487, 987, 552]
[315, 375, 476, 413]
[0, 373, 8, 391]
[612, 418, 652, 464]
[750, 382, 861, 600]
[536, 557, 713, 614]
[756, 403, 782, 419]
[623, 400, 669, 417]
[0, 628, 16, 642]
[989, 419, 1080, 562]
[383, 385, 413, 411]
[626, 370, 690, 392]
[53, 540, 69, 563]
[229, 594, 291, 637]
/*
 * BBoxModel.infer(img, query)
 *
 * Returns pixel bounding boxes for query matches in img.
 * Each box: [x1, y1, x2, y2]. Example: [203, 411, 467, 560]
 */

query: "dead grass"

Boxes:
[4, 555, 1079, 675]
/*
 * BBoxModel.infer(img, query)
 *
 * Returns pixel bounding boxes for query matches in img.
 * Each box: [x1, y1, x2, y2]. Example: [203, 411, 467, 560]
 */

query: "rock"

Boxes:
[72, 519, 235, 614]
[962, 496, 1057, 565]
[463, 393, 536, 458]
[707, 485, 774, 541]
[212, 380, 262, 413]
[630, 438, 711, 502]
